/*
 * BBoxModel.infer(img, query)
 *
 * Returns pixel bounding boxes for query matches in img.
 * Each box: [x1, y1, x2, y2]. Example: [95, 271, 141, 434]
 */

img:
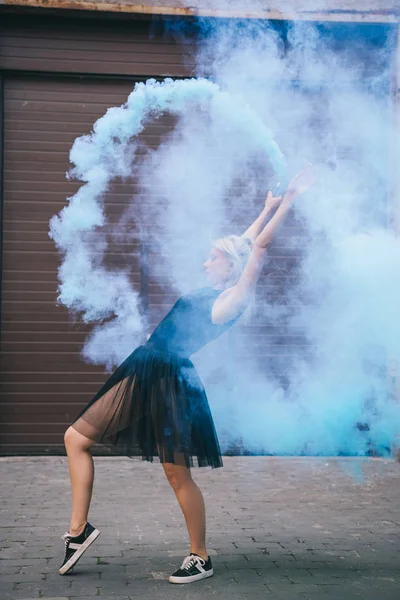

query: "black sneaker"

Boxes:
[169, 553, 214, 584]
[59, 522, 100, 575]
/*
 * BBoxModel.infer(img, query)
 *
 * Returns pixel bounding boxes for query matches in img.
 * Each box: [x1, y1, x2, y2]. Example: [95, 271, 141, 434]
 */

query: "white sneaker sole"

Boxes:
[169, 568, 214, 584]
[59, 529, 100, 575]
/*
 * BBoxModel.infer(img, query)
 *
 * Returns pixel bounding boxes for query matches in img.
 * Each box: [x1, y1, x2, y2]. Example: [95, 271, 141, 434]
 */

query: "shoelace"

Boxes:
[61, 532, 71, 548]
[181, 555, 205, 571]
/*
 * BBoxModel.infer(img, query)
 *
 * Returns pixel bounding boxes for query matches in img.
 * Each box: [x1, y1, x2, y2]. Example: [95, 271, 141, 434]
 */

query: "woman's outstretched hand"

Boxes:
[286, 163, 316, 198]
[264, 190, 283, 211]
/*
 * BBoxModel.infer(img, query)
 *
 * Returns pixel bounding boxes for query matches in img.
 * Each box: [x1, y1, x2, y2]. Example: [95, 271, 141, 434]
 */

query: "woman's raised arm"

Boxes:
[212, 164, 315, 324]
[242, 190, 283, 241]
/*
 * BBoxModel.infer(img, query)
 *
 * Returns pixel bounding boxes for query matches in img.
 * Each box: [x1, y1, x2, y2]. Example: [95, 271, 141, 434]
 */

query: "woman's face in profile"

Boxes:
[203, 248, 232, 288]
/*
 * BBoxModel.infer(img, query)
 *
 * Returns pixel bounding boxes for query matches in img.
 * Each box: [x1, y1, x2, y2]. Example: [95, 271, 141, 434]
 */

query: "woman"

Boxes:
[60, 164, 315, 583]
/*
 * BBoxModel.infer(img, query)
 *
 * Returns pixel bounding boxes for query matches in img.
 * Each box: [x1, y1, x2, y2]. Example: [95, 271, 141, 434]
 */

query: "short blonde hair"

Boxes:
[213, 234, 253, 287]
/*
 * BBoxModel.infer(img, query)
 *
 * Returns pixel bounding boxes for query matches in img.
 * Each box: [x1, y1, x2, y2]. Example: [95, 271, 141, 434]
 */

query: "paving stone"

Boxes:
[1, 573, 46, 583]
[0, 558, 48, 568]
[70, 597, 131, 600]
[0, 583, 15, 594]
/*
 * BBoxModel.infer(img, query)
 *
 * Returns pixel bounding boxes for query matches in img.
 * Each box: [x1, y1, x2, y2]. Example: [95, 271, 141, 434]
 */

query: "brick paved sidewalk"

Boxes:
[1, 456, 400, 600]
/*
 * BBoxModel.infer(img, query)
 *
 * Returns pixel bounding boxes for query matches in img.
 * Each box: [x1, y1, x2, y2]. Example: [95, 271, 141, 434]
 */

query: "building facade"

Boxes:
[0, 1, 399, 454]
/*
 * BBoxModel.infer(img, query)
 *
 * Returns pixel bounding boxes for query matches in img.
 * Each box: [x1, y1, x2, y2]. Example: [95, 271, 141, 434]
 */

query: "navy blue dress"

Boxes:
[72, 288, 240, 468]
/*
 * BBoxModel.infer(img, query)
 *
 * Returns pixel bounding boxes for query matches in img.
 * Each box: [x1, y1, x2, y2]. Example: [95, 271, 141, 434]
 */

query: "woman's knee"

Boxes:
[64, 426, 93, 452]
[163, 463, 192, 491]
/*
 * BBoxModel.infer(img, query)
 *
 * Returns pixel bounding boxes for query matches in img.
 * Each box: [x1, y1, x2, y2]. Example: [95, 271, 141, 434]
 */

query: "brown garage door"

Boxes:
[0, 75, 162, 454]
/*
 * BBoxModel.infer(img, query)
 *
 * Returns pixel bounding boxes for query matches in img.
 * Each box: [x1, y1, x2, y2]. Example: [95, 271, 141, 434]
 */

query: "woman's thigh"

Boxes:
[72, 375, 136, 441]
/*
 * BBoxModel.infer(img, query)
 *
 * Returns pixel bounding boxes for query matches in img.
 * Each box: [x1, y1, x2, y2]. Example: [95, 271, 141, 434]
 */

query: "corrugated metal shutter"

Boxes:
[0, 75, 157, 454]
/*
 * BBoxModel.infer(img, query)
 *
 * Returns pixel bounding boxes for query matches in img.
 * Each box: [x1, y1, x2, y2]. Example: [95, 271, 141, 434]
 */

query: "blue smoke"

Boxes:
[49, 17, 400, 457]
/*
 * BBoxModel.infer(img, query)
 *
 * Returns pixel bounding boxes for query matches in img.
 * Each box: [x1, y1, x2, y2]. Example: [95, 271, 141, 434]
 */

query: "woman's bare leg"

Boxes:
[63, 378, 134, 537]
[162, 463, 207, 560]
[64, 426, 95, 536]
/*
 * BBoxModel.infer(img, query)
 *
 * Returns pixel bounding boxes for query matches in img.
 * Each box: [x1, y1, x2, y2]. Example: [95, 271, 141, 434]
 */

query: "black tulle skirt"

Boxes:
[72, 343, 223, 468]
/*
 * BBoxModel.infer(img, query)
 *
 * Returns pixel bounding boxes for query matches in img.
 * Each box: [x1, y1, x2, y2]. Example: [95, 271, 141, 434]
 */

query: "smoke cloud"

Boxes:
[50, 11, 400, 456]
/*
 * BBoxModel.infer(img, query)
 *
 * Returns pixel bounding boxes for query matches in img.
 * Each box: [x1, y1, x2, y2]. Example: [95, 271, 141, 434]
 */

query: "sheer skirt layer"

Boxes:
[72, 344, 223, 469]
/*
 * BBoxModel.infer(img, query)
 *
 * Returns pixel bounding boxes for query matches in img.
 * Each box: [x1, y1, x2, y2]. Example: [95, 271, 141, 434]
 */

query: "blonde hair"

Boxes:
[213, 234, 253, 287]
